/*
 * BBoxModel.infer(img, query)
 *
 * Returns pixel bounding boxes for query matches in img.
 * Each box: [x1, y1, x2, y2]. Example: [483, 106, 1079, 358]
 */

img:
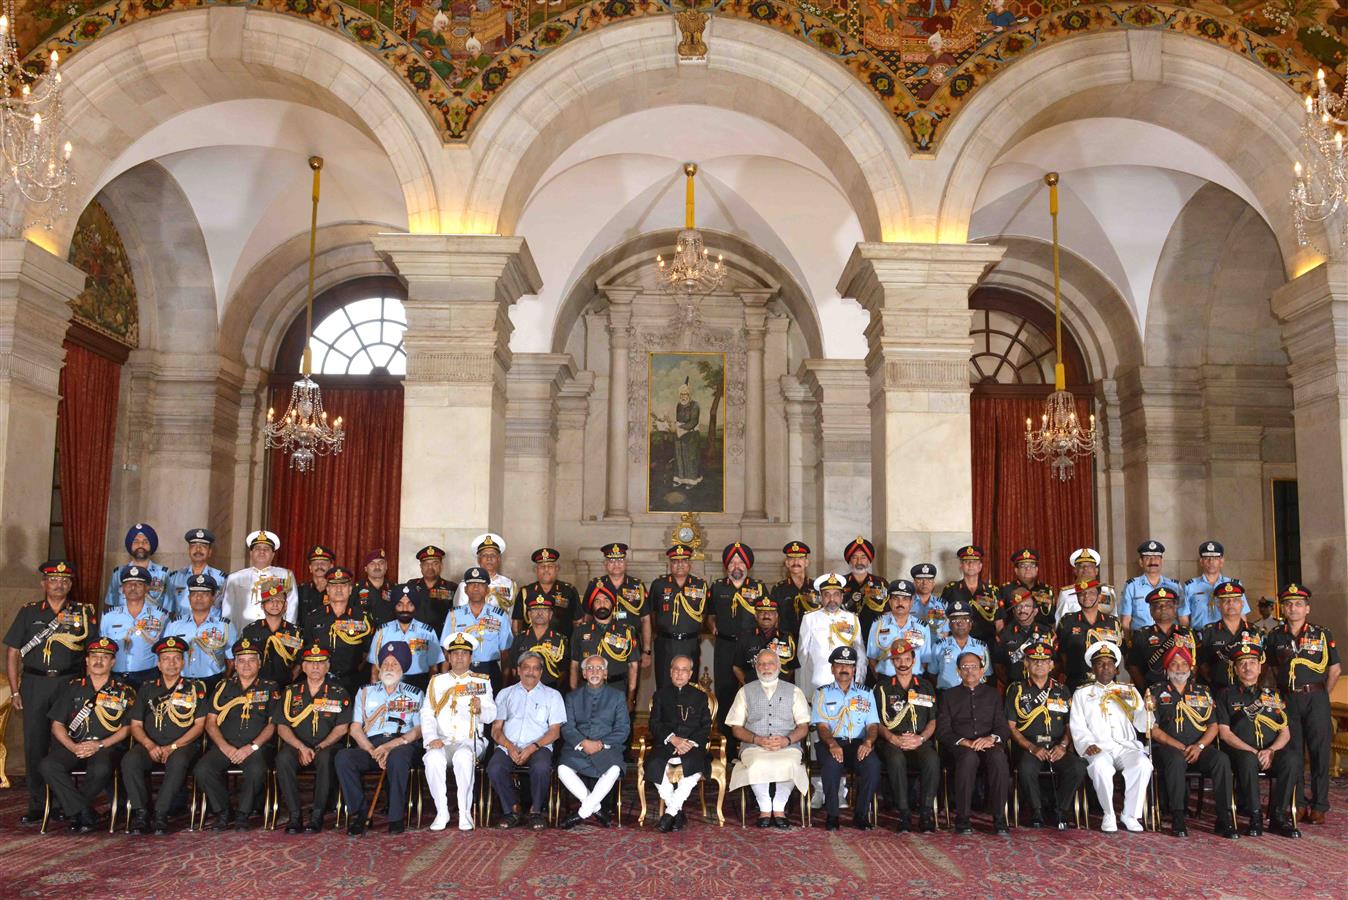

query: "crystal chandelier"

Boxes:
[263, 156, 345, 472]
[0, 2, 74, 230]
[656, 163, 724, 297]
[1025, 172, 1097, 482]
[1291, 68, 1348, 248]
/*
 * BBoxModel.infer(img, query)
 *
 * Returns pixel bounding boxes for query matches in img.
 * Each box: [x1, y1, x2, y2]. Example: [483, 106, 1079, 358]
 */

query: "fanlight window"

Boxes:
[310, 296, 406, 376]
[968, 308, 1056, 385]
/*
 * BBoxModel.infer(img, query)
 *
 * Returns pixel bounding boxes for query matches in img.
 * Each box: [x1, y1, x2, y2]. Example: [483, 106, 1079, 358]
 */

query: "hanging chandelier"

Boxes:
[0, 2, 74, 230]
[1025, 172, 1097, 482]
[1291, 68, 1348, 248]
[262, 156, 345, 473]
[656, 163, 724, 297]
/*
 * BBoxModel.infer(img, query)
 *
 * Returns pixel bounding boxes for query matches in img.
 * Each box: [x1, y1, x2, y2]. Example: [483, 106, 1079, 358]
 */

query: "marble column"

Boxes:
[837, 242, 1004, 574]
[1272, 264, 1348, 636]
[602, 287, 635, 521]
[799, 359, 870, 562]
[503, 353, 575, 557]
[372, 234, 542, 578]
[741, 290, 773, 520]
[0, 240, 83, 630]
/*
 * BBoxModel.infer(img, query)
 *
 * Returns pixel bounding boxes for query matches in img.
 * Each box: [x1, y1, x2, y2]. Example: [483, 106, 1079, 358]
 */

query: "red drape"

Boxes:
[266, 382, 403, 580]
[57, 339, 122, 607]
[971, 394, 1095, 587]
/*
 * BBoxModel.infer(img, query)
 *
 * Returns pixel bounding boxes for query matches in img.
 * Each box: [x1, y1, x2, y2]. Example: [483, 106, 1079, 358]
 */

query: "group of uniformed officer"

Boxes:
[5, 527, 1338, 839]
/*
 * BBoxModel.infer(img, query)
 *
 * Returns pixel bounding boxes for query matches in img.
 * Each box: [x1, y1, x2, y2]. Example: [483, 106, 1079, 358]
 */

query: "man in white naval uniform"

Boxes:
[222, 530, 299, 626]
[422, 631, 496, 831]
[1069, 640, 1153, 833]
[452, 533, 518, 612]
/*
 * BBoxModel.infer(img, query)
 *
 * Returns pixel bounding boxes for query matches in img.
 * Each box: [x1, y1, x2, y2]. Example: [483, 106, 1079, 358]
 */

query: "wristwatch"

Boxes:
[1196, 742, 1206, 750]
[250, 742, 260, 751]
[170, 742, 179, 751]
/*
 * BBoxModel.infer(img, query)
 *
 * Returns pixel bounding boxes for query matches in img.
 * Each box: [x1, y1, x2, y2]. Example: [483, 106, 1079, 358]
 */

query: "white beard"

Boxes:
[380, 672, 400, 689]
[758, 675, 779, 688]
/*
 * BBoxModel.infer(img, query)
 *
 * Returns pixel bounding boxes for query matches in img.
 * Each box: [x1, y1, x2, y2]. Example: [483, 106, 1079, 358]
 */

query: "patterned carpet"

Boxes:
[1, 777, 1344, 899]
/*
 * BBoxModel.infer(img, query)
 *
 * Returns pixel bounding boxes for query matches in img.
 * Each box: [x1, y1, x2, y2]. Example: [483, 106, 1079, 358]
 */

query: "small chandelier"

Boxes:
[263, 156, 345, 472]
[1025, 172, 1097, 482]
[0, 3, 74, 230]
[1291, 68, 1348, 248]
[656, 163, 724, 297]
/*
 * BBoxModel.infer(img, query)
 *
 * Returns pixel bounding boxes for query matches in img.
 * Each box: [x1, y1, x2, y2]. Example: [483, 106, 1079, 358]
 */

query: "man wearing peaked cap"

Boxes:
[1056, 580, 1124, 690]
[867, 580, 933, 681]
[165, 528, 226, 619]
[908, 562, 940, 625]
[408, 545, 458, 636]
[799, 573, 866, 695]
[1004, 634, 1085, 830]
[842, 536, 888, 641]
[223, 530, 299, 629]
[453, 532, 517, 614]
[734, 594, 798, 686]
[100, 565, 168, 689]
[584, 542, 652, 670]
[508, 591, 570, 692]
[509, 547, 581, 640]
[929, 598, 990, 690]
[366, 583, 444, 693]
[441, 567, 513, 694]
[996, 548, 1054, 632]
[942, 545, 995, 645]
[994, 586, 1055, 687]
[1182, 540, 1246, 632]
[275, 640, 351, 834]
[1198, 581, 1259, 690]
[162, 572, 236, 696]
[710, 542, 768, 742]
[301, 566, 375, 699]
[105, 523, 170, 613]
[649, 544, 709, 693]
[1069, 641, 1152, 833]
[296, 544, 337, 630]
[1119, 540, 1180, 634]
[812, 644, 881, 831]
[233, 579, 304, 691]
[1054, 547, 1118, 624]
[769, 540, 816, 641]
[122, 633, 207, 834]
[422, 631, 495, 832]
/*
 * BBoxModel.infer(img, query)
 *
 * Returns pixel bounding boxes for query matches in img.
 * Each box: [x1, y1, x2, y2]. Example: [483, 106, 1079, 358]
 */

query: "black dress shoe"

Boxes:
[1246, 819, 1264, 837]
[918, 812, 935, 833]
[1215, 822, 1239, 839]
[1172, 824, 1189, 838]
[854, 819, 874, 831]
[1055, 821, 1069, 832]
[206, 811, 232, 832]
[19, 811, 42, 826]
[529, 813, 548, 831]
[1027, 816, 1044, 829]
[284, 819, 304, 835]
[347, 821, 365, 836]
[657, 813, 676, 833]
[825, 815, 840, 831]
[498, 813, 524, 829]
[772, 816, 792, 830]
[592, 809, 613, 828]
[233, 816, 253, 832]
[954, 819, 974, 836]
[152, 817, 169, 836]
[894, 813, 910, 833]
[561, 812, 585, 830]
[756, 816, 773, 829]
[673, 811, 687, 831]
[994, 818, 1011, 837]
[128, 811, 149, 835]
[1056, 809, 1077, 829]
[302, 819, 323, 834]
[1271, 820, 1302, 839]
[388, 820, 406, 835]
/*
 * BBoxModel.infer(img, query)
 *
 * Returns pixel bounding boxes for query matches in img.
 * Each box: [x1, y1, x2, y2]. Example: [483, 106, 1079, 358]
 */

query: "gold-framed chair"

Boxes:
[634, 675, 726, 826]
[42, 771, 122, 834]
[0, 673, 13, 788]
[1010, 764, 1086, 828]
[190, 762, 278, 831]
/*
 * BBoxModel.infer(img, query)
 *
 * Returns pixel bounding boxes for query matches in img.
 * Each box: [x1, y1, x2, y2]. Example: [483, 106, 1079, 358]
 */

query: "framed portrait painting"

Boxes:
[647, 351, 725, 513]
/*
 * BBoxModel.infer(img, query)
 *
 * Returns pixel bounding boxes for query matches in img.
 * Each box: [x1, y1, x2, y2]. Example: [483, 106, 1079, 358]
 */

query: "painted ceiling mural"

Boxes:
[18, 0, 1327, 150]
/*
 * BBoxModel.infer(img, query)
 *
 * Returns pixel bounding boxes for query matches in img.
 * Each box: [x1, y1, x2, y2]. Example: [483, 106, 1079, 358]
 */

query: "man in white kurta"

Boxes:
[1069, 640, 1153, 833]
[725, 648, 811, 827]
[422, 632, 496, 831]
[222, 530, 299, 626]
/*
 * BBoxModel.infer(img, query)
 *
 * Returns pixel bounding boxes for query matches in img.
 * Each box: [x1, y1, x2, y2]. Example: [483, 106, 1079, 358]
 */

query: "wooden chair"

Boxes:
[634, 675, 726, 826]
[0, 674, 12, 788]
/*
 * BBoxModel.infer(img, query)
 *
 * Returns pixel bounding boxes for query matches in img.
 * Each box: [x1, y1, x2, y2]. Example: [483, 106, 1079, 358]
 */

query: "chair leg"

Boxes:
[41, 784, 51, 835]
[740, 788, 746, 827]
[637, 772, 647, 826]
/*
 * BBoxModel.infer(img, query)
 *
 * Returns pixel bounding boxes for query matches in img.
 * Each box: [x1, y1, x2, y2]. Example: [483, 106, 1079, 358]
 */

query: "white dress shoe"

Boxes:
[1100, 815, 1118, 833]
[1121, 816, 1144, 833]
[429, 813, 450, 832]
[458, 814, 474, 831]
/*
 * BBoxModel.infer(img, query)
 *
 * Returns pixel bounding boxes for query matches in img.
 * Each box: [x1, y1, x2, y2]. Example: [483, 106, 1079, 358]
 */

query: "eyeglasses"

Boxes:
[582, 664, 606, 672]
[956, 663, 983, 671]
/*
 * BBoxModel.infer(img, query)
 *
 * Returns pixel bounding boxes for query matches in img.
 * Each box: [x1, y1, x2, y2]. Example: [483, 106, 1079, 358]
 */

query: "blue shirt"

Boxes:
[162, 611, 236, 679]
[101, 602, 169, 673]
[164, 566, 227, 618]
[352, 681, 424, 738]
[919, 597, 952, 642]
[1183, 575, 1248, 630]
[1119, 574, 1182, 630]
[441, 604, 513, 664]
[103, 561, 171, 612]
[493, 681, 566, 746]
[367, 619, 444, 675]
[811, 682, 879, 740]
[929, 635, 989, 689]
[866, 613, 933, 677]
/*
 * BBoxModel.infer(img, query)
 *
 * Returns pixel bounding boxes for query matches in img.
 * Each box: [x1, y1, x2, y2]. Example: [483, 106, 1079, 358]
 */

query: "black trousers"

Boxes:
[819, 737, 881, 822]
[1286, 688, 1333, 812]
[39, 743, 122, 820]
[946, 744, 1009, 823]
[276, 743, 339, 823]
[193, 744, 274, 817]
[1153, 742, 1232, 824]
[19, 674, 67, 812]
[486, 745, 554, 814]
[335, 734, 419, 823]
[1012, 746, 1086, 819]
[654, 635, 700, 692]
[876, 739, 939, 814]
[121, 743, 201, 819]
[1225, 745, 1297, 824]
[712, 635, 738, 731]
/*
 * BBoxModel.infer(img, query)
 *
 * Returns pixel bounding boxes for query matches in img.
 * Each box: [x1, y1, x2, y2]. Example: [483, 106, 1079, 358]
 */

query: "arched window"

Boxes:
[309, 295, 406, 376]
[969, 288, 1090, 390]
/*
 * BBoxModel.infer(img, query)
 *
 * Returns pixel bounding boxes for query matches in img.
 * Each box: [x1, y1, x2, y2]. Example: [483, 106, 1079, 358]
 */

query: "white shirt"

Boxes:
[453, 573, 517, 610]
[223, 566, 299, 627]
[1069, 680, 1150, 753]
[421, 670, 496, 745]
[797, 607, 866, 691]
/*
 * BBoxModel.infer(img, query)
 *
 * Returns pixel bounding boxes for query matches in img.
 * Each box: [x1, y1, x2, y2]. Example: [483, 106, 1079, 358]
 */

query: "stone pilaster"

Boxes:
[798, 359, 870, 565]
[503, 353, 576, 558]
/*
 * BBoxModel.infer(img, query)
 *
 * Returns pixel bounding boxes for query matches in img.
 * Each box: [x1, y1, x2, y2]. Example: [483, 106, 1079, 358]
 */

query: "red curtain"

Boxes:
[971, 394, 1095, 587]
[266, 382, 403, 580]
[57, 339, 122, 607]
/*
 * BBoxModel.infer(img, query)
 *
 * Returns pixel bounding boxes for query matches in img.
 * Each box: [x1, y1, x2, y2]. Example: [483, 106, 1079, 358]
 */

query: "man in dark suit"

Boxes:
[936, 650, 1011, 836]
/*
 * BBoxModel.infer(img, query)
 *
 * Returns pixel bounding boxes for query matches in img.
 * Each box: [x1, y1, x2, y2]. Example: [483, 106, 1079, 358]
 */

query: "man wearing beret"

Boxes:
[100, 566, 167, 688]
[1056, 580, 1124, 690]
[510, 548, 581, 638]
[508, 593, 569, 692]
[223, 530, 299, 627]
[813, 645, 881, 830]
[122, 636, 207, 834]
[442, 567, 514, 694]
[583, 543, 652, 671]
[997, 548, 1054, 631]
[165, 529, 226, 619]
[1125, 586, 1195, 691]
[1005, 635, 1085, 830]
[649, 544, 709, 693]
[570, 583, 640, 711]
[1146, 645, 1236, 838]
[842, 537, 888, 640]
[337, 641, 425, 834]
[1069, 641, 1152, 833]
[162, 573, 236, 696]
[194, 637, 280, 830]
[355, 548, 397, 626]
[233, 581, 303, 689]
[407, 545, 458, 636]
[297, 544, 337, 631]
[38, 637, 133, 832]
[1182, 541, 1245, 632]
[302, 566, 375, 698]
[941, 545, 994, 644]
[709, 542, 767, 734]
[873, 639, 939, 832]
[6, 560, 98, 825]
[1198, 581, 1260, 690]
[1119, 540, 1180, 634]
[645, 654, 712, 833]
[937, 648, 1011, 835]
[769, 540, 817, 641]
[104, 523, 170, 613]
[367, 584, 444, 693]
[276, 643, 352, 833]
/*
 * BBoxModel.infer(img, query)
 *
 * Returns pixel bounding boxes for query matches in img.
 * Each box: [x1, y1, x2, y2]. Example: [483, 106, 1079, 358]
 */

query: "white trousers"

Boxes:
[558, 764, 621, 818]
[1086, 746, 1152, 821]
[751, 780, 796, 813]
[656, 771, 702, 815]
[425, 741, 481, 823]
